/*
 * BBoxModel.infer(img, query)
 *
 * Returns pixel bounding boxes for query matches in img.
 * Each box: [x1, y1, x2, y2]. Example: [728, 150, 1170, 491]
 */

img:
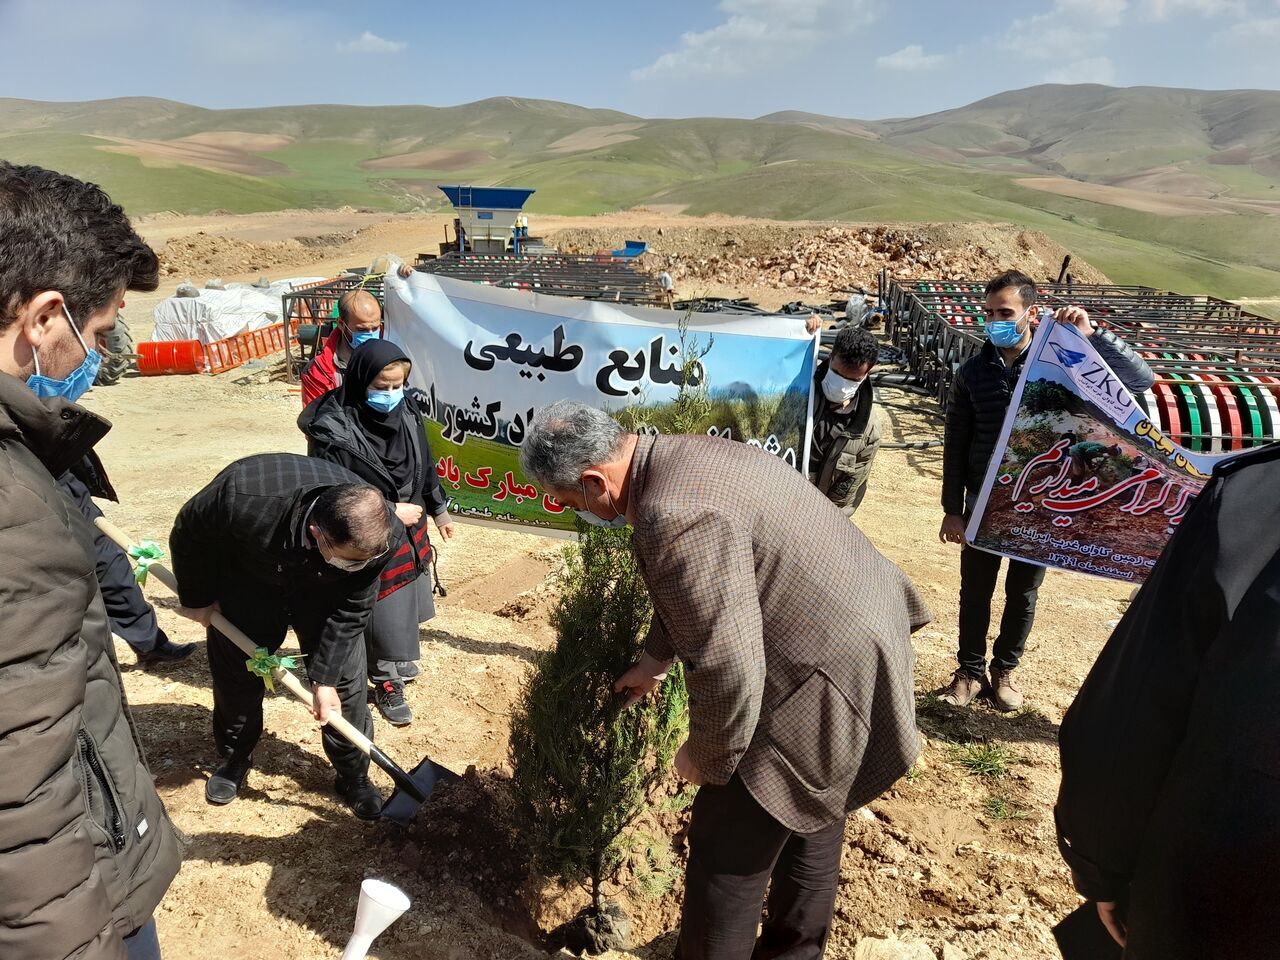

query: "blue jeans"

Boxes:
[124, 919, 161, 960]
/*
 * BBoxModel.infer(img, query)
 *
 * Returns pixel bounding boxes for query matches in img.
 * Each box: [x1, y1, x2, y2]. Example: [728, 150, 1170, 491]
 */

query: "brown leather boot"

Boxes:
[988, 668, 1024, 711]
[937, 669, 984, 707]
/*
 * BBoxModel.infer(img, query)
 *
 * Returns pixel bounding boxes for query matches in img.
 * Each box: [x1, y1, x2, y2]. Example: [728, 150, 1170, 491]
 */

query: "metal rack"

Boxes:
[411, 252, 668, 306]
[887, 278, 1280, 451]
[280, 274, 385, 381]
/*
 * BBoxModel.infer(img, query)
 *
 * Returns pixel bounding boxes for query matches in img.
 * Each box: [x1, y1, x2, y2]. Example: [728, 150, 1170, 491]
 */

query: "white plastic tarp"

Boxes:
[152, 288, 283, 345]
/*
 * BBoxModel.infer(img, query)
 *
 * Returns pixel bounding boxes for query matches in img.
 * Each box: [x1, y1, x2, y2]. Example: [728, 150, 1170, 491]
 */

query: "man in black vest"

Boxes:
[170, 454, 401, 820]
[808, 325, 881, 516]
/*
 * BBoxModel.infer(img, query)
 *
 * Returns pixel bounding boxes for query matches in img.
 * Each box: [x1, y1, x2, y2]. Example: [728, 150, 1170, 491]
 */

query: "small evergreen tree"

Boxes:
[510, 314, 708, 951]
[508, 523, 687, 932]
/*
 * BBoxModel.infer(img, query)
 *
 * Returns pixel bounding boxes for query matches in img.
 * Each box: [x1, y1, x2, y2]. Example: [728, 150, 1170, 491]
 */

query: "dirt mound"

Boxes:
[551, 223, 1108, 295]
[158, 230, 357, 278]
[397, 734, 1080, 959]
[397, 769, 535, 932]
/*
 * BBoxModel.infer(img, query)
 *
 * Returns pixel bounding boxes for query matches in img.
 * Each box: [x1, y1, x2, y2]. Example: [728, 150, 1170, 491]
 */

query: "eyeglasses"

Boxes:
[313, 527, 390, 572]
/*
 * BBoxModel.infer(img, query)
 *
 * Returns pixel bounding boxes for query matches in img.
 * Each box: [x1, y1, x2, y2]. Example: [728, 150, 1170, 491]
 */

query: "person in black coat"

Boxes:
[937, 270, 1155, 711]
[1055, 442, 1280, 959]
[56, 451, 195, 664]
[298, 339, 455, 726]
[169, 453, 402, 820]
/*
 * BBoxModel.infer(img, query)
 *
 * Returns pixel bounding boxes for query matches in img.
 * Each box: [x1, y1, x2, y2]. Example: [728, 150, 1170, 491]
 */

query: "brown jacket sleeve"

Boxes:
[637, 508, 765, 785]
[643, 612, 676, 662]
[0, 476, 125, 959]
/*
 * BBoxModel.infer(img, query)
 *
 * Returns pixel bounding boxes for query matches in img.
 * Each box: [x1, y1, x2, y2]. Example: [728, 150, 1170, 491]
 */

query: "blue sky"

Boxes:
[1, 0, 1275, 118]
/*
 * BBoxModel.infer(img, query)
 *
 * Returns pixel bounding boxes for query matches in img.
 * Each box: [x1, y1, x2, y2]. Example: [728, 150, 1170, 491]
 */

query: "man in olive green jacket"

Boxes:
[0, 162, 181, 959]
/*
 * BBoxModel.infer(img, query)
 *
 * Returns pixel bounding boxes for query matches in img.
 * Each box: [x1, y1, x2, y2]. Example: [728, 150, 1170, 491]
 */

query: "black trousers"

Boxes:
[206, 578, 372, 781]
[59, 473, 169, 654]
[675, 775, 845, 960]
[957, 545, 1047, 678]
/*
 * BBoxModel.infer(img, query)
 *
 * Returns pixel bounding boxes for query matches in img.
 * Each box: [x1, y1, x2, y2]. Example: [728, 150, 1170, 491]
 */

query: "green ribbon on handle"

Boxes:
[126, 541, 165, 587]
[245, 647, 304, 693]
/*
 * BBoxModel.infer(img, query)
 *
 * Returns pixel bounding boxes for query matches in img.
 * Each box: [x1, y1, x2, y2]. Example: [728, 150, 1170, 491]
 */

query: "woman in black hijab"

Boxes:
[299, 338, 454, 725]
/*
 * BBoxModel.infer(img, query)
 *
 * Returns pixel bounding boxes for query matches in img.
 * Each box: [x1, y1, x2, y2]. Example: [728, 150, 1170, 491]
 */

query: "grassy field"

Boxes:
[2, 89, 1276, 300]
[0, 132, 311, 214]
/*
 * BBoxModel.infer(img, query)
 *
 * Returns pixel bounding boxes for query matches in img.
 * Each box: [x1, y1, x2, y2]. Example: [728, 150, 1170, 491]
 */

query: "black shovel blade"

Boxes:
[380, 755, 461, 827]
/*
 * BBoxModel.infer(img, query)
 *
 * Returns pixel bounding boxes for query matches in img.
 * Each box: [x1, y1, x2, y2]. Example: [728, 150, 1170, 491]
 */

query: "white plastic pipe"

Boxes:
[340, 878, 411, 960]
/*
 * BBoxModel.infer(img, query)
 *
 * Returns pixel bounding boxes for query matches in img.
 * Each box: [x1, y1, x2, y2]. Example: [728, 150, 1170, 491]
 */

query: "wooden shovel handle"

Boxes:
[93, 516, 374, 756]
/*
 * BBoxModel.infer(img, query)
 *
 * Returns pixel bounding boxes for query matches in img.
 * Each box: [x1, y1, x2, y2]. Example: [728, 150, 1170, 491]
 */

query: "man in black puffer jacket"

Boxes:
[937, 270, 1154, 711]
[0, 162, 181, 960]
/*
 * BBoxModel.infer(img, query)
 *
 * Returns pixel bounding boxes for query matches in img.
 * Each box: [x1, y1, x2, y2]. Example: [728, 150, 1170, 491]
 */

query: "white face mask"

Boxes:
[575, 479, 628, 529]
[313, 526, 385, 572]
[574, 508, 628, 529]
[821, 366, 865, 404]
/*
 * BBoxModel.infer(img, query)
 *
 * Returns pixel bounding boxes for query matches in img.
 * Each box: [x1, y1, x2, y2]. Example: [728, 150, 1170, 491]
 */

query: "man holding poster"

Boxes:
[937, 270, 1154, 710]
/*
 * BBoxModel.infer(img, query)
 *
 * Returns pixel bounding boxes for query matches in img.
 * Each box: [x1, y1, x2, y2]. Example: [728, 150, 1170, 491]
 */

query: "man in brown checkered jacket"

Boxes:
[521, 400, 931, 959]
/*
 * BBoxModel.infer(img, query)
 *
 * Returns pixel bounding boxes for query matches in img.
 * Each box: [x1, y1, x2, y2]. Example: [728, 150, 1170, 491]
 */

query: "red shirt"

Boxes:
[301, 330, 343, 407]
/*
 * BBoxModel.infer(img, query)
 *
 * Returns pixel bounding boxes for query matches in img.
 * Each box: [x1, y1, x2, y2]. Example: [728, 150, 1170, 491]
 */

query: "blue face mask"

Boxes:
[986, 307, 1031, 349]
[366, 387, 404, 413]
[27, 306, 103, 403]
[348, 328, 381, 348]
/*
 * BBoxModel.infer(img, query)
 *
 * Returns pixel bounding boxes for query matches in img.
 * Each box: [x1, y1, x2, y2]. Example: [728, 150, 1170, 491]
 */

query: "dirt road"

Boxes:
[86, 212, 1134, 959]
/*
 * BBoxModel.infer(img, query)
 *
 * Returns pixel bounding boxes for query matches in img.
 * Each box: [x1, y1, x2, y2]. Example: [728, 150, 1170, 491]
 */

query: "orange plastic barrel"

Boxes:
[136, 340, 207, 376]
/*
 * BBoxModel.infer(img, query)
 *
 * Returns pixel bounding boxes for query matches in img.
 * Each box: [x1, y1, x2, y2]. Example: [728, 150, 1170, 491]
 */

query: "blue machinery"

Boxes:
[437, 185, 536, 254]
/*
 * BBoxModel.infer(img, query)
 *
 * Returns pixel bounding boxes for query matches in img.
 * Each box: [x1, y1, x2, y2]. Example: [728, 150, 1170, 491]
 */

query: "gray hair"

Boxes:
[520, 400, 627, 490]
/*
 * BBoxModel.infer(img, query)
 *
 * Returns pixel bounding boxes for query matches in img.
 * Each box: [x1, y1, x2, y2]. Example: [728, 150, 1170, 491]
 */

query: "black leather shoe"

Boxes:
[136, 640, 197, 665]
[335, 774, 383, 821]
[205, 754, 252, 805]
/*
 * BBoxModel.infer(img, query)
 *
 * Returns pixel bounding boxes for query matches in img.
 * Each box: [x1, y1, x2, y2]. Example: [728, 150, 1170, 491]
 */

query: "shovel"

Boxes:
[95, 517, 456, 826]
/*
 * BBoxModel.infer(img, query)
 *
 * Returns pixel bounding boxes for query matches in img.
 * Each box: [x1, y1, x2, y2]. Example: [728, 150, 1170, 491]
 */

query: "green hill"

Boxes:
[776, 84, 1280, 197]
[1, 86, 1278, 299]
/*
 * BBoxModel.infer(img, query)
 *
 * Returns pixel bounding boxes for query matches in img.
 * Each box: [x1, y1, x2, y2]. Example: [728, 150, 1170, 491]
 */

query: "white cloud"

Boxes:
[336, 31, 406, 55]
[1143, 0, 1245, 18]
[876, 44, 945, 71]
[1219, 14, 1280, 39]
[1000, 1, 1125, 59]
[632, 0, 875, 81]
[1055, 0, 1129, 21]
[1045, 55, 1118, 83]
[994, 1, 1130, 85]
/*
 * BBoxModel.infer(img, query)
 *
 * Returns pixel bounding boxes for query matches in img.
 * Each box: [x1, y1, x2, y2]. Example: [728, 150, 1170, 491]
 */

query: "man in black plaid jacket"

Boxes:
[170, 453, 404, 821]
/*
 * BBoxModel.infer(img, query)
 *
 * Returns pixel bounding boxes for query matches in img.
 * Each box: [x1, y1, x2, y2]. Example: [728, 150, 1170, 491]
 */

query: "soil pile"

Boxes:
[158, 231, 350, 279]
[551, 223, 1110, 295]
